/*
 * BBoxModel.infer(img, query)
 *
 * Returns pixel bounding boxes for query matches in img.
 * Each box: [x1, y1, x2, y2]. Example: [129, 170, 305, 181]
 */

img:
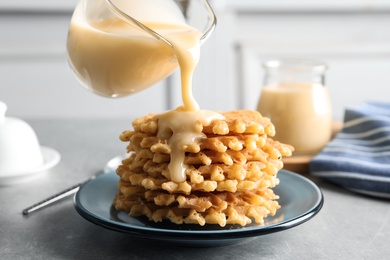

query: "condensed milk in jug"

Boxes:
[67, 0, 215, 105]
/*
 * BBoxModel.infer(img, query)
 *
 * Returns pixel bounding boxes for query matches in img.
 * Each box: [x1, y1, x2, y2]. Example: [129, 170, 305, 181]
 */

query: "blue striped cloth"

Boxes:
[310, 102, 390, 198]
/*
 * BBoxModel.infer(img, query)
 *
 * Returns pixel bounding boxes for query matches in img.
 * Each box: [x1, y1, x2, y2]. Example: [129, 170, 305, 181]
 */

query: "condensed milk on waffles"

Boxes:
[112, 2, 294, 226]
[114, 110, 293, 227]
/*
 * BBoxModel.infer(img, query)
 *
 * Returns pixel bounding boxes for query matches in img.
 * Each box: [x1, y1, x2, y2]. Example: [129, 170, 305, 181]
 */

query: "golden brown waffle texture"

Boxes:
[114, 110, 293, 227]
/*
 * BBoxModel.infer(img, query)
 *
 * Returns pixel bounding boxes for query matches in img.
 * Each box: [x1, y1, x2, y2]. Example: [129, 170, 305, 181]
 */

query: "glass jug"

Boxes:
[257, 59, 333, 155]
[66, 0, 216, 98]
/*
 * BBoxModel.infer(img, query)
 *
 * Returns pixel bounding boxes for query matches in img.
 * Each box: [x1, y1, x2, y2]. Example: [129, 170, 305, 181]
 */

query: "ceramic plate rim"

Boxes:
[0, 146, 60, 179]
[74, 170, 323, 240]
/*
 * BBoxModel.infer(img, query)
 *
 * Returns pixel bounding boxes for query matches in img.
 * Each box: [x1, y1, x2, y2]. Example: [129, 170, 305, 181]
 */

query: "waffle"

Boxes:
[113, 110, 293, 226]
[114, 187, 279, 227]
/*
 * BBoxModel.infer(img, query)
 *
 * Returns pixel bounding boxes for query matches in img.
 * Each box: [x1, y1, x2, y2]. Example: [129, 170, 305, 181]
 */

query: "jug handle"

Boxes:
[199, 0, 216, 45]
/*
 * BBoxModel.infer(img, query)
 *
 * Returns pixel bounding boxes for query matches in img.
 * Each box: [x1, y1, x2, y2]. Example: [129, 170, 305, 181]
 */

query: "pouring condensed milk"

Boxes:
[67, 0, 222, 182]
[257, 59, 332, 155]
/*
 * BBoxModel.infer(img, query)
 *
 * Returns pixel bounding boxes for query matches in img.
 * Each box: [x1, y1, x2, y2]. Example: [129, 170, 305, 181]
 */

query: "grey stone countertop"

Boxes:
[1, 119, 389, 260]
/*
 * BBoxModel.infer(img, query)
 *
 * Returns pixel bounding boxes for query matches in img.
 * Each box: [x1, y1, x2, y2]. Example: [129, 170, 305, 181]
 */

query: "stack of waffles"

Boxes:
[114, 110, 293, 227]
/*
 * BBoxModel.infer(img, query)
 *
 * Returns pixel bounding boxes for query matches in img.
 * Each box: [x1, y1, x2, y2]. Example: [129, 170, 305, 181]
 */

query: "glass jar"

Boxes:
[257, 59, 332, 155]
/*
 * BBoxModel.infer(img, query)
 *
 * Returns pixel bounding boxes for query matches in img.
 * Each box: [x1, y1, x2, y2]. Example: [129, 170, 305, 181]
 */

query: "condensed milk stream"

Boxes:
[156, 21, 224, 182]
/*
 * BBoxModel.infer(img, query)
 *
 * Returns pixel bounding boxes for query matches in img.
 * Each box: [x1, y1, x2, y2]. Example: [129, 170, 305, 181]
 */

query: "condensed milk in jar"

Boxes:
[257, 59, 332, 155]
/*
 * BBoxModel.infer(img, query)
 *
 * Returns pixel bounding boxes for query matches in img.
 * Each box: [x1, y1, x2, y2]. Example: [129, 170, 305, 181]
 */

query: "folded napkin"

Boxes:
[310, 101, 390, 198]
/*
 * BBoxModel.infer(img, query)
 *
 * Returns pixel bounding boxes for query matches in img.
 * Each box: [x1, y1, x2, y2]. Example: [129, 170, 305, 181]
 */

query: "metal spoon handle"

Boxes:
[22, 185, 80, 215]
[22, 155, 124, 216]
[22, 174, 99, 216]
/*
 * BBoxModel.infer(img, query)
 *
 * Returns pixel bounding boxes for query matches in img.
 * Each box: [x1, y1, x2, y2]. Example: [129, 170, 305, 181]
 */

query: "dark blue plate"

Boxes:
[74, 170, 323, 247]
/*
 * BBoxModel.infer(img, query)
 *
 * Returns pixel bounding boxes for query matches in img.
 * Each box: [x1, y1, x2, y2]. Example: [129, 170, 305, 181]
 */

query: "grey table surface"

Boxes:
[1, 119, 389, 260]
